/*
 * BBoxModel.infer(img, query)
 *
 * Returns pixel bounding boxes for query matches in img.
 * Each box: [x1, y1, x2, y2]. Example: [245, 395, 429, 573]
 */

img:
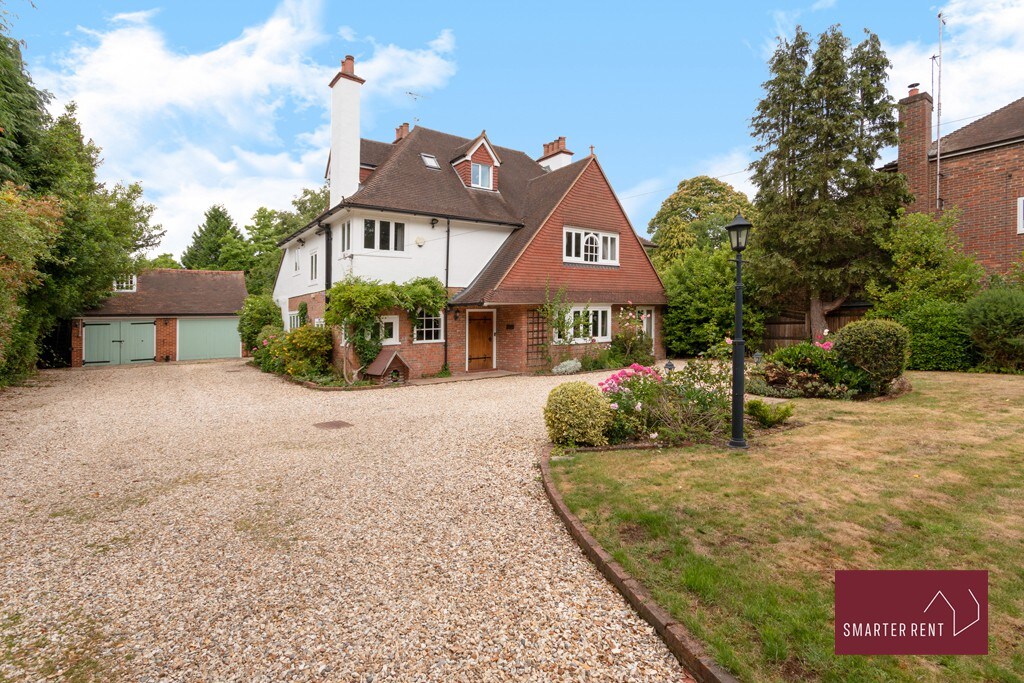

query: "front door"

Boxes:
[467, 311, 494, 372]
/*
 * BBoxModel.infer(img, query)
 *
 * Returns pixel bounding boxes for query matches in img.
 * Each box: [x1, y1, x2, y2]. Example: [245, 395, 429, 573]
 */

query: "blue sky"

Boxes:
[11, 0, 1024, 257]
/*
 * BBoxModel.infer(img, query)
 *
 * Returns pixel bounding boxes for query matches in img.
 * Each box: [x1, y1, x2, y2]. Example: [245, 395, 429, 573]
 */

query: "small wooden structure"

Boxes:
[762, 302, 870, 350]
[363, 349, 410, 385]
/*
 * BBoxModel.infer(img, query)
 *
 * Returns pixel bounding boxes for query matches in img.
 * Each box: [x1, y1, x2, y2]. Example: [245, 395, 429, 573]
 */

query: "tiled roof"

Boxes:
[360, 138, 396, 167]
[81, 269, 248, 317]
[930, 96, 1024, 156]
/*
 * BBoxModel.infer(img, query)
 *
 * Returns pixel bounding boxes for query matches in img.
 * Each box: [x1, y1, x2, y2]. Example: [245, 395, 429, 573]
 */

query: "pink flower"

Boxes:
[635, 402, 643, 411]
[610, 403, 618, 410]
[725, 337, 732, 345]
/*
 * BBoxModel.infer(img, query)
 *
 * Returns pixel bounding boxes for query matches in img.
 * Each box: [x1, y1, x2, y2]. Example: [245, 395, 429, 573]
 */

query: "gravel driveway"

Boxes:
[0, 361, 690, 681]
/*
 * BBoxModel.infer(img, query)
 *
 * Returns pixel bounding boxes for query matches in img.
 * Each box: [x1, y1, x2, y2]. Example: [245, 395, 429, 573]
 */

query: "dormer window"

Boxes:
[113, 275, 137, 292]
[421, 153, 440, 169]
[471, 163, 492, 190]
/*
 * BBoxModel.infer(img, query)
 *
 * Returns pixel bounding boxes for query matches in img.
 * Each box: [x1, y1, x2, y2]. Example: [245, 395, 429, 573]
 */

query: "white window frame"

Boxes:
[288, 311, 300, 331]
[309, 251, 319, 282]
[292, 247, 301, 276]
[113, 275, 137, 292]
[421, 153, 440, 169]
[340, 221, 352, 252]
[362, 219, 406, 252]
[313, 318, 325, 328]
[376, 315, 400, 346]
[638, 307, 656, 350]
[471, 162, 492, 190]
[553, 305, 612, 344]
[563, 227, 619, 265]
[414, 309, 444, 343]
[1018, 197, 1024, 235]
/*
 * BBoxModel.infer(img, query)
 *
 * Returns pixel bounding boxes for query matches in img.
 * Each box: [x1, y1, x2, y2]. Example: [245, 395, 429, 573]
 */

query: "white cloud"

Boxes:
[701, 148, 757, 202]
[618, 177, 672, 233]
[33, 0, 457, 258]
[811, 0, 837, 10]
[887, 0, 1024, 137]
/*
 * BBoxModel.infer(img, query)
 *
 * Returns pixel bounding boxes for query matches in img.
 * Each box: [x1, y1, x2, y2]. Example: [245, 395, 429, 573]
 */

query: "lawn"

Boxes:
[550, 372, 1024, 682]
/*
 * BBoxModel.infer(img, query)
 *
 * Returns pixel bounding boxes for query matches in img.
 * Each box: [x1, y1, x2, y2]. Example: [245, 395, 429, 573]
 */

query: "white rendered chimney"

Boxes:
[329, 55, 364, 208]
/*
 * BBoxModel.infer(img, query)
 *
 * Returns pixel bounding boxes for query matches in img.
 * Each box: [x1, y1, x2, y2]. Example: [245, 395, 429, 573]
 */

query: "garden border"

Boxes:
[539, 443, 739, 683]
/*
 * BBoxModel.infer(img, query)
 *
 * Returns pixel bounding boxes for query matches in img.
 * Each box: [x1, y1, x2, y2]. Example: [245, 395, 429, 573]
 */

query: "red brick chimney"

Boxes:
[394, 122, 410, 142]
[898, 83, 933, 213]
[537, 136, 574, 171]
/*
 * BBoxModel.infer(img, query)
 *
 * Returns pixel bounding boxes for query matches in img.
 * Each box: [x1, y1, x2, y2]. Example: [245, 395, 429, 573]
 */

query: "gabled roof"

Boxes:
[81, 269, 248, 318]
[930, 96, 1024, 156]
[449, 130, 502, 166]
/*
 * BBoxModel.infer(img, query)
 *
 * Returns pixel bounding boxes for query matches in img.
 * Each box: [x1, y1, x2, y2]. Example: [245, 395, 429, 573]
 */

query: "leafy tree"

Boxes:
[749, 26, 910, 338]
[662, 245, 765, 356]
[244, 207, 290, 294]
[237, 293, 282, 351]
[144, 253, 183, 269]
[866, 209, 984, 318]
[0, 31, 49, 184]
[648, 176, 752, 269]
[181, 204, 243, 270]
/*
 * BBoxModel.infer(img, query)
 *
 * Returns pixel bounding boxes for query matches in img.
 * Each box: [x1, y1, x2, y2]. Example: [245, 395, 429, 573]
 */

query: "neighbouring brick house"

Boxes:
[272, 56, 666, 377]
[71, 269, 247, 367]
[891, 84, 1024, 273]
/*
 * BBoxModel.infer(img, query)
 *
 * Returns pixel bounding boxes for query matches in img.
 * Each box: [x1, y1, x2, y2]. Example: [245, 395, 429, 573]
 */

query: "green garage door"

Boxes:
[178, 318, 242, 361]
[83, 320, 156, 365]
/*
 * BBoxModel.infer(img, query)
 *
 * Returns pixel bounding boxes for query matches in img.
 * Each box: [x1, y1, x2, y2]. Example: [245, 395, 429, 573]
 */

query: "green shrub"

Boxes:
[961, 288, 1024, 373]
[833, 319, 910, 394]
[898, 299, 974, 371]
[579, 348, 622, 372]
[297, 301, 309, 326]
[745, 399, 794, 428]
[610, 305, 655, 366]
[650, 359, 731, 443]
[599, 364, 665, 442]
[543, 381, 612, 447]
[254, 324, 285, 373]
[237, 294, 282, 352]
[753, 342, 870, 399]
[278, 324, 333, 377]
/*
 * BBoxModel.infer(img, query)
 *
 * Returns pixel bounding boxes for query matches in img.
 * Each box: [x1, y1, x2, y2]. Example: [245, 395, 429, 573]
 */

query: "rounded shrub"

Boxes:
[833, 319, 910, 394]
[898, 299, 975, 371]
[237, 294, 283, 352]
[279, 324, 333, 377]
[254, 324, 285, 373]
[961, 288, 1024, 373]
[543, 381, 612, 447]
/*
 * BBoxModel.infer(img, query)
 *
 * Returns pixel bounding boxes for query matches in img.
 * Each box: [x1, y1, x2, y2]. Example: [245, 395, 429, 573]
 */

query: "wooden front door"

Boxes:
[467, 312, 494, 372]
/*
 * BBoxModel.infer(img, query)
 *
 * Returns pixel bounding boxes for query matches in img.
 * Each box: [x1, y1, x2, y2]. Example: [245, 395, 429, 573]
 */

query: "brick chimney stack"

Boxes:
[898, 83, 933, 213]
[537, 136, 574, 171]
[394, 122, 410, 142]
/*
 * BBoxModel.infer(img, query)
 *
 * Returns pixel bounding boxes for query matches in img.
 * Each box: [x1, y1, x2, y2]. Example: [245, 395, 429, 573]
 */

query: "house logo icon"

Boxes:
[924, 589, 981, 637]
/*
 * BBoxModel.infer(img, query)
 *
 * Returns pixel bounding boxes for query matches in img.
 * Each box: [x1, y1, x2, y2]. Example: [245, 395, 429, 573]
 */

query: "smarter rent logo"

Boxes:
[835, 570, 988, 655]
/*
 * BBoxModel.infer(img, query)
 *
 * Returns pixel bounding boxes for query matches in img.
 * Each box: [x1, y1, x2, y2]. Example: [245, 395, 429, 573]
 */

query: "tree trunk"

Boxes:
[808, 292, 847, 340]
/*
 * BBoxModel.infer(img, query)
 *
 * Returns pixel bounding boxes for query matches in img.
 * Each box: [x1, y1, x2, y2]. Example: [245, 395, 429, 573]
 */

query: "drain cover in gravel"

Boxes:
[314, 420, 353, 429]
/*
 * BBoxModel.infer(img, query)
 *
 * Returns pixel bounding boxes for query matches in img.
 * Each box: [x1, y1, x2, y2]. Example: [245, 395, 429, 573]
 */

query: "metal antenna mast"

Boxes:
[936, 11, 946, 210]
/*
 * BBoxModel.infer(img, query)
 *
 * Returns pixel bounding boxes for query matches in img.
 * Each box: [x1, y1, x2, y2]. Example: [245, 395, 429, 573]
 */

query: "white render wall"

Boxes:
[329, 76, 361, 208]
[272, 209, 514, 322]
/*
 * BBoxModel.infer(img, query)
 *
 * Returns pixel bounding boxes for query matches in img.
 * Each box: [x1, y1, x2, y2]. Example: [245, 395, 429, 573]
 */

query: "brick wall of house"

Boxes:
[288, 292, 327, 323]
[453, 145, 499, 189]
[156, 318, 176, 362]
[70, 320, 83, 367]
[330, 307, 463, 378]
[499, 160, 664, 299]
[899, 92, 1024, 273]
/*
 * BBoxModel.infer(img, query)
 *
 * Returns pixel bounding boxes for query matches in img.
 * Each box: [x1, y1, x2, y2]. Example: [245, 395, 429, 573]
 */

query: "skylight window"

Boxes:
[421, 153, 440, 169]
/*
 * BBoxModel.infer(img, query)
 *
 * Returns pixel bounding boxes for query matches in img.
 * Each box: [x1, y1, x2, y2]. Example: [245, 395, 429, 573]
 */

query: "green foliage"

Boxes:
[897, 299, 975, 371]
[750, 26, 910, 338]
[537, 285, 591, 358]
[0, 31, 50, 185]
[240, 187, 327, 295]
[752, 342, 870, 399]
[297, 301, 308, 327]
[867, 210, 985, 318]
[662, 245, 765, 356]
[961, 288, 1024, 373]
[325, 274, 447, 370]
[237, 294, 282, 352]
[543, 381, 611, 447]
[253, 324, 286, 373]
[650, 360, 731, 443]
[181, 205, 243, 271]
[599, 365, 665, 443]
[648, 176, 753, 269]
[745, 399, 794, 428]
[143, 253, 182, 269]
[0, 183, 60, 376]
[276, 324, 333, 377]
[578, 349, 621, 372]
[833, 319, 910, 393]
[610, 305, 655, 366]
[553, 358, 583, 374]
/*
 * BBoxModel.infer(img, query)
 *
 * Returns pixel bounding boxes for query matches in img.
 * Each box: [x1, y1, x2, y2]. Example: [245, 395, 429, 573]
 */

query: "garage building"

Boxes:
[71, 269, 249, 367]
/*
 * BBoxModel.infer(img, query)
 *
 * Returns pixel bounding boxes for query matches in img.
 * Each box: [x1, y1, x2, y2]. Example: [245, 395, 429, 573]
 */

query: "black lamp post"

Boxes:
[725, 213, 752, 449]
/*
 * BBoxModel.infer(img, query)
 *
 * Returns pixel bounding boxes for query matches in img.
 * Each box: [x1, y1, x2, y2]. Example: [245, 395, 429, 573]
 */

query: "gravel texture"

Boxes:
[0, 361, 692, 681]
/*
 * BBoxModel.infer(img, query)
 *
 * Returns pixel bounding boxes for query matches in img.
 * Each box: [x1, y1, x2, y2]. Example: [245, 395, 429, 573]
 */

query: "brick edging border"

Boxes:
[539, 444, 739, 683]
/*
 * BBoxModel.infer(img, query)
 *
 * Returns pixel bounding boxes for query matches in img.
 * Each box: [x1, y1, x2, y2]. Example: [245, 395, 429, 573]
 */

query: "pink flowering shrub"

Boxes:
[599, 364, 664, 442]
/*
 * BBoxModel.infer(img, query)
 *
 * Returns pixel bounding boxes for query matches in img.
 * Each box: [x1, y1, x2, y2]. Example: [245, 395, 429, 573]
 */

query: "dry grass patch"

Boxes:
[552, 372, 1024, 682]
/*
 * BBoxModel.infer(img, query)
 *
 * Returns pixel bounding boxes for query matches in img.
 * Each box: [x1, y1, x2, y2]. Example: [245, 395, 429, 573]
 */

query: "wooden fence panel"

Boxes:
[762, 307, 868, 350]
